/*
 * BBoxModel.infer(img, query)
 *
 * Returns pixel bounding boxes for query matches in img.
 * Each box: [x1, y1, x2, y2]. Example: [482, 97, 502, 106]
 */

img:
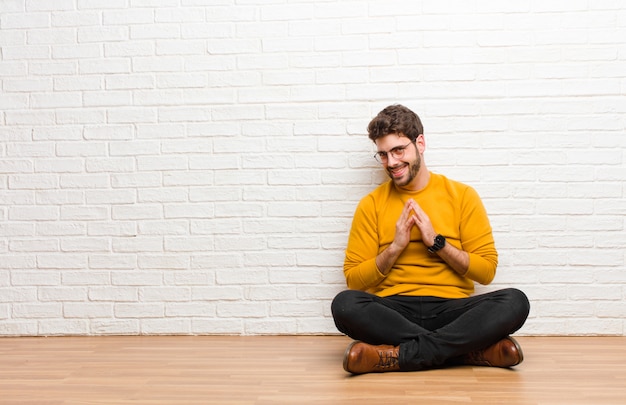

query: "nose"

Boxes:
[386, 153, 401, 166]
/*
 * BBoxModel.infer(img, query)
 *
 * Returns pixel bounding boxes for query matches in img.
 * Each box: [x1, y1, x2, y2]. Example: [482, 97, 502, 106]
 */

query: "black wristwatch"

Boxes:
[428, 234, 446, 253]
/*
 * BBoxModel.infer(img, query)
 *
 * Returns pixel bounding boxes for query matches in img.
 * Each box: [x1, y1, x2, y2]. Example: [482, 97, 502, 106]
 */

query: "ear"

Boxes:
[415, 134, 426, 154]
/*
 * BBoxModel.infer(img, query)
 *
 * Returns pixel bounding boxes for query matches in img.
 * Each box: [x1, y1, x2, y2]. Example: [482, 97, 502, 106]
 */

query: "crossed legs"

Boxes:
[331, 288, 530, 372]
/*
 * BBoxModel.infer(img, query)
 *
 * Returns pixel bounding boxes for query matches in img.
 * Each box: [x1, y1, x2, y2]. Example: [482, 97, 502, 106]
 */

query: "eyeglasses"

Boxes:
[373, 141, 414, 164]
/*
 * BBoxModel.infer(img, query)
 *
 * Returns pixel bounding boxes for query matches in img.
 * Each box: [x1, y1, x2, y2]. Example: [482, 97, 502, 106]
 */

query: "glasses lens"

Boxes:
[374, 142, 412, 164]
[390, 149, 400, 159]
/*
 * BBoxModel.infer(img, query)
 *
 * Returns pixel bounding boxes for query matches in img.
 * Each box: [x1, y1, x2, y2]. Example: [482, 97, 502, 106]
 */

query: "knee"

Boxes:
[503, 288, 531, 320]
[331, 289, 371, 324]
[331, 290, 357, 320]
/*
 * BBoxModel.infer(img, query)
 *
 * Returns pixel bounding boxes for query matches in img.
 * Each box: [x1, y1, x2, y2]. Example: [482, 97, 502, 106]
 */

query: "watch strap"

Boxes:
[428, 234, 446, 253]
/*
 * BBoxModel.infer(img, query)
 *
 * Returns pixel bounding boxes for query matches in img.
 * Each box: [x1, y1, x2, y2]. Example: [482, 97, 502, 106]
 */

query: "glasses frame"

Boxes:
[373, 141, 415, 164]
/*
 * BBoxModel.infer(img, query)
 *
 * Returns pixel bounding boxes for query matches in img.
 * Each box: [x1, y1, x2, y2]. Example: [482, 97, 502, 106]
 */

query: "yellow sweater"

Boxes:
[343, 173, 498, 299]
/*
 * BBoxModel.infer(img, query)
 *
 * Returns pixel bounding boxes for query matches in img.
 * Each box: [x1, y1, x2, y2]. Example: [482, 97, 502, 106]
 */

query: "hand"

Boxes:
[390, 199, 418, 252]
[407, 199, 437, 247]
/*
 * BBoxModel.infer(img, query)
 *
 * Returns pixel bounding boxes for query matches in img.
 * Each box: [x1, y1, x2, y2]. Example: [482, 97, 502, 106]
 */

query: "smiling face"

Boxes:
[375, 133, 427, 191]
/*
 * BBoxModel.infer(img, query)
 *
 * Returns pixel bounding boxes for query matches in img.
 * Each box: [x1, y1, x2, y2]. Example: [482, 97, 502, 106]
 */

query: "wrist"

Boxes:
[427, 234, 446, 253]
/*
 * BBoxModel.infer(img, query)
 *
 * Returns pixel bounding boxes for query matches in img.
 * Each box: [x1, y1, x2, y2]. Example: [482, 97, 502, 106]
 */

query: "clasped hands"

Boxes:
[391, 199, 437, 252]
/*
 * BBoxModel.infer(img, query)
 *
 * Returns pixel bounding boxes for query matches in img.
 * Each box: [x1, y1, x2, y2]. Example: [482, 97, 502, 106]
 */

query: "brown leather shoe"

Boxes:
[343, 341, 401, 374]
[463, 336, 524, 368]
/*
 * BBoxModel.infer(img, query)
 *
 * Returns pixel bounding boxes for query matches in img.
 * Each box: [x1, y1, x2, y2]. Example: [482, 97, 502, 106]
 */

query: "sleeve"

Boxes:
[342, 195, 387, 291]
[459, 186, 498, 285]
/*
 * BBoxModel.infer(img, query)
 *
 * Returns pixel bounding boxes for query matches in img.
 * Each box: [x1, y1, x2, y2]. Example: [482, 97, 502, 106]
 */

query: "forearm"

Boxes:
[375, 242, 404, 275]
[344, 242, 402, 290]
[343, 256, 385, 291]
[433, 242, 470, 277]
[429, 238, 497, 285]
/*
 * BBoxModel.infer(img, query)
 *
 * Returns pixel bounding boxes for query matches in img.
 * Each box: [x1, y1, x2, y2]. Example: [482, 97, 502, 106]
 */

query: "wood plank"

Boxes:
[1, 336, 626, 404]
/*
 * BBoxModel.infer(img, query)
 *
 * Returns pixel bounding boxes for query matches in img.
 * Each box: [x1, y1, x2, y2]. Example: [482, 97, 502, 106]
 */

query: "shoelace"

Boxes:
[376, 349, 399, 369]
[465, 350, 489, 366]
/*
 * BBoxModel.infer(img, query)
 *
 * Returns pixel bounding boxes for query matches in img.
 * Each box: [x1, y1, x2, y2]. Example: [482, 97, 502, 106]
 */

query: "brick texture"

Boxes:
[1, 1, 625, 336]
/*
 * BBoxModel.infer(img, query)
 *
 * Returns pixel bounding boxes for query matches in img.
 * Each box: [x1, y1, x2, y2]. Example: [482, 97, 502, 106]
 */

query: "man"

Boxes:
[331, 104, 530, 374]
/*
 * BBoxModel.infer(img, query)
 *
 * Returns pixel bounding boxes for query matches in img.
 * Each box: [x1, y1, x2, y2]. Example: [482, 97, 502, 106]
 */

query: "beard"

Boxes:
[387, 152, 421, 188]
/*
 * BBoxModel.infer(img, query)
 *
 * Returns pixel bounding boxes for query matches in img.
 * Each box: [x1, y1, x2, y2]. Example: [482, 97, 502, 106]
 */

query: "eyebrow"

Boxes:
[377, 144, 409, 154]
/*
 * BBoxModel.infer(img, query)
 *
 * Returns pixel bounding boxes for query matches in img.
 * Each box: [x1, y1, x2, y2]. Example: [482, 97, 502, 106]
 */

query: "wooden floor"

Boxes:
[2, 336, 626, 404]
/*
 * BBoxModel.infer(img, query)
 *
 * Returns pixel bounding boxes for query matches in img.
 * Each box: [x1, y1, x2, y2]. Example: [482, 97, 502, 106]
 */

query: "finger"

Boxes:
[410, 200, 424, 214]
[406, 199, 419, 216]
[412, 201, 429, 221]
[399, 199, 414, 221]
[404, 199, 415, 212]
[401, 215, 415, 231]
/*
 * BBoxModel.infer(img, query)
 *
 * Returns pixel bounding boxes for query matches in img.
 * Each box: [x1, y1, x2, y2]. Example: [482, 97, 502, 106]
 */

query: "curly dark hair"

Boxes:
[367, 104, 424, 143]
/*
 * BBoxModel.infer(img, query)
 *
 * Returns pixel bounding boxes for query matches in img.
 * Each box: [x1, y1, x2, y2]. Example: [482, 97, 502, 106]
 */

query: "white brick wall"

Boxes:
[1, 1, 625, 336]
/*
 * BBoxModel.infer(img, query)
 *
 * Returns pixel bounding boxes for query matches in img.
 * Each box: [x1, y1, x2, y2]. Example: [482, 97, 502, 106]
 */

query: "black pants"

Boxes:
[331, 288, 530, 371]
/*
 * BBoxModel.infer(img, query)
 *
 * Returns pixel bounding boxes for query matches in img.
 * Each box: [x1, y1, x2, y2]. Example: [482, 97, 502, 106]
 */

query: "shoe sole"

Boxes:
[342, 340, 361, 373]
[507, 336, 524, 366]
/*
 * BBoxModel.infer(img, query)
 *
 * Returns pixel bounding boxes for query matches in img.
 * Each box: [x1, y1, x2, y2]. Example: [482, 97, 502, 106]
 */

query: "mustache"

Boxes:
[387, 163, 408, 171]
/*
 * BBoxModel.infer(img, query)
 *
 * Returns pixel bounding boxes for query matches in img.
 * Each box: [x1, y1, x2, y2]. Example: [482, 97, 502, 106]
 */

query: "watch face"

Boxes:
[429, 234, 445, 253]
